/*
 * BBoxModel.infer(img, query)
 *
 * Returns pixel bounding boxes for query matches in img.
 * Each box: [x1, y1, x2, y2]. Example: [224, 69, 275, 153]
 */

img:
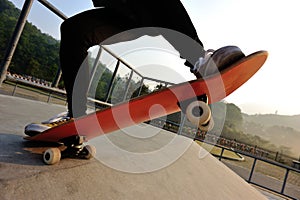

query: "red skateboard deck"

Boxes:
[25, 50, 268, 143]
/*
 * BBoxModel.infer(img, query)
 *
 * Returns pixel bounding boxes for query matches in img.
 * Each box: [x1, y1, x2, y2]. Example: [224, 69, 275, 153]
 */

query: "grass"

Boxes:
[196, 140, 244, 161]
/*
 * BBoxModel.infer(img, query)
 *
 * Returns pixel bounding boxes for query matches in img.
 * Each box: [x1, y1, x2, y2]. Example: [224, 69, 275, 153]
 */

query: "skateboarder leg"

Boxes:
[25, 0, 244, 136]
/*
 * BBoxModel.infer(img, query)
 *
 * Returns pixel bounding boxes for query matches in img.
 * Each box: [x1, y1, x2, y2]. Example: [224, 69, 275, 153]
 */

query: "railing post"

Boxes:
[47, 92, 52, 103]
[178, 114, 186, 135]
[219, 148, 225, 161]
[248, 158, 257, 183]
[105, 60, 120, 102]
[87, 46, 103, 92]
[12, 83, 18, 96]
[123, 70, 134, 101]
[51, 68, 62, 88]
[281, 169, 289, 195]
[0, 0, 34, 87]
[137, 78, 145, 96]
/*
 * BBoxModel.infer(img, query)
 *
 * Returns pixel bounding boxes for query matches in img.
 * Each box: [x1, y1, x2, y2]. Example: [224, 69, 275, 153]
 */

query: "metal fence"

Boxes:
[216, 143, 300, 200]
[2, 45, 173, 108]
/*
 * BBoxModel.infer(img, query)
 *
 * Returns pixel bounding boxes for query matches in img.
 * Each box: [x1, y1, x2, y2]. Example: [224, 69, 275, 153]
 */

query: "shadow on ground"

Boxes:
[0, 133, 46, 166]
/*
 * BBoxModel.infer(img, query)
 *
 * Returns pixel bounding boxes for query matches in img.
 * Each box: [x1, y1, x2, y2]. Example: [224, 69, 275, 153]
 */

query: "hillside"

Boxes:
[0, 0, 60, 82]
[243, 114, 300, 157]
[243, 114, 300, 131]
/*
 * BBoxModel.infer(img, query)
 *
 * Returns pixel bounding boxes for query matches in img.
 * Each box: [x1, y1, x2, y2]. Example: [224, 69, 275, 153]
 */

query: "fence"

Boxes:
[2, 44, 173, 108]
[216, 142, 300, 199]
[2, 75, 67, 105]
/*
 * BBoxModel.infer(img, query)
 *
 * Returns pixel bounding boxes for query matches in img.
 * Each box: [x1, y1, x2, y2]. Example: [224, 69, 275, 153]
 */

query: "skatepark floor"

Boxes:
[0, 94, 289, 200]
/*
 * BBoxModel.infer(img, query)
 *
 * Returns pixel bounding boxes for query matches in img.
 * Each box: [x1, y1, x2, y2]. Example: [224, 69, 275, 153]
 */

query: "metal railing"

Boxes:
[3, 74, 66, 104]
[215, 142, 300, 200]
[3, 45, 173, 107]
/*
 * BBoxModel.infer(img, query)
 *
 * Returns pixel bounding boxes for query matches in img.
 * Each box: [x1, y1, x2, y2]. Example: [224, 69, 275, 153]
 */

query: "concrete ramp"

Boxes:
[0, 94, 267, 199]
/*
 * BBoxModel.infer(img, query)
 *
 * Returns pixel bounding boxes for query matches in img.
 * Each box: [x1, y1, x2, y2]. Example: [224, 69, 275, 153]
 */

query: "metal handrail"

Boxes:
[37, 0, 68, 20]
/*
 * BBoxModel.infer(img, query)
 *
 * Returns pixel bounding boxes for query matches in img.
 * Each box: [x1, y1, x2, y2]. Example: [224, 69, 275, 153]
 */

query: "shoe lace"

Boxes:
[193, 49, 215, 72]
[49, 117, 71, 127]
[41, 112, 71, 127]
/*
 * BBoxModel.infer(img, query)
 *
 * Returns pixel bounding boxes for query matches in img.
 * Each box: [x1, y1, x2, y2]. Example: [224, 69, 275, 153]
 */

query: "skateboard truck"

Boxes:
[43, 135, 96, 165]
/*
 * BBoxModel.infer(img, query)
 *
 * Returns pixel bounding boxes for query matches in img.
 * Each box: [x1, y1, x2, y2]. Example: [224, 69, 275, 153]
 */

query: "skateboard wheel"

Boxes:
[83, 145, 96, 159]
[198, 117, 214, 132]
[186, 101, 211, 126]
[43, 148, 61, 165]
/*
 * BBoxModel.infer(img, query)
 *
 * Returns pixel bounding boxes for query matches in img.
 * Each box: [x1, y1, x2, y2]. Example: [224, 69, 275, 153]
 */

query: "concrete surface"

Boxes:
[0, 94, 268, 200]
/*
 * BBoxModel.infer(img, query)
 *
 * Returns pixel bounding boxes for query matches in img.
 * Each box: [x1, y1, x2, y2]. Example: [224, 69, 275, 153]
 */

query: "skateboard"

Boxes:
[24, 50, 268, 164]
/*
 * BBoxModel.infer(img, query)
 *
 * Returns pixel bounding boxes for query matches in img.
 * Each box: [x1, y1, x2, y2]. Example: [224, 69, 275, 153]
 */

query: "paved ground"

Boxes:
[223, 162, 299, 199]
[0, 94, 279, 199]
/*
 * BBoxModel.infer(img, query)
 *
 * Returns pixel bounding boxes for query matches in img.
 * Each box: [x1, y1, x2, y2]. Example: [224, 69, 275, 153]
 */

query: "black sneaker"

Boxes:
[24, 112, 72, 136]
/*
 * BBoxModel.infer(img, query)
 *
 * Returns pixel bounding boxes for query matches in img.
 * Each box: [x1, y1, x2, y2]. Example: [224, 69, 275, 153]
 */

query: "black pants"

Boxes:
[60, 7, 204, 117]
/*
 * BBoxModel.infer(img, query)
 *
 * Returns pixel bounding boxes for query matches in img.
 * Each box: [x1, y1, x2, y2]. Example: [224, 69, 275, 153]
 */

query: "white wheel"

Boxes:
[84, 145, 96, 159]
[43, 148, 61, 165]
[186, 101, 211, 126]
[198, 118, 214, 132]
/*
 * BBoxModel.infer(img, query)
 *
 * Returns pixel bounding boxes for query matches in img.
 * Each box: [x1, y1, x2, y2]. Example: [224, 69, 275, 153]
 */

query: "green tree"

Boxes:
[0, 0, 60, 82]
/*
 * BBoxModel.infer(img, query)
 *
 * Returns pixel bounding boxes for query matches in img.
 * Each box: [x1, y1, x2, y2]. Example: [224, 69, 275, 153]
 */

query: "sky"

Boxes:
[7, 0, 300, 116]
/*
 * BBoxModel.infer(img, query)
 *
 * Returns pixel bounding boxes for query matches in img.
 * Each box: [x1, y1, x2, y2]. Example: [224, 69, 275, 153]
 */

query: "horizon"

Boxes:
[6, 0, 300, 116]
